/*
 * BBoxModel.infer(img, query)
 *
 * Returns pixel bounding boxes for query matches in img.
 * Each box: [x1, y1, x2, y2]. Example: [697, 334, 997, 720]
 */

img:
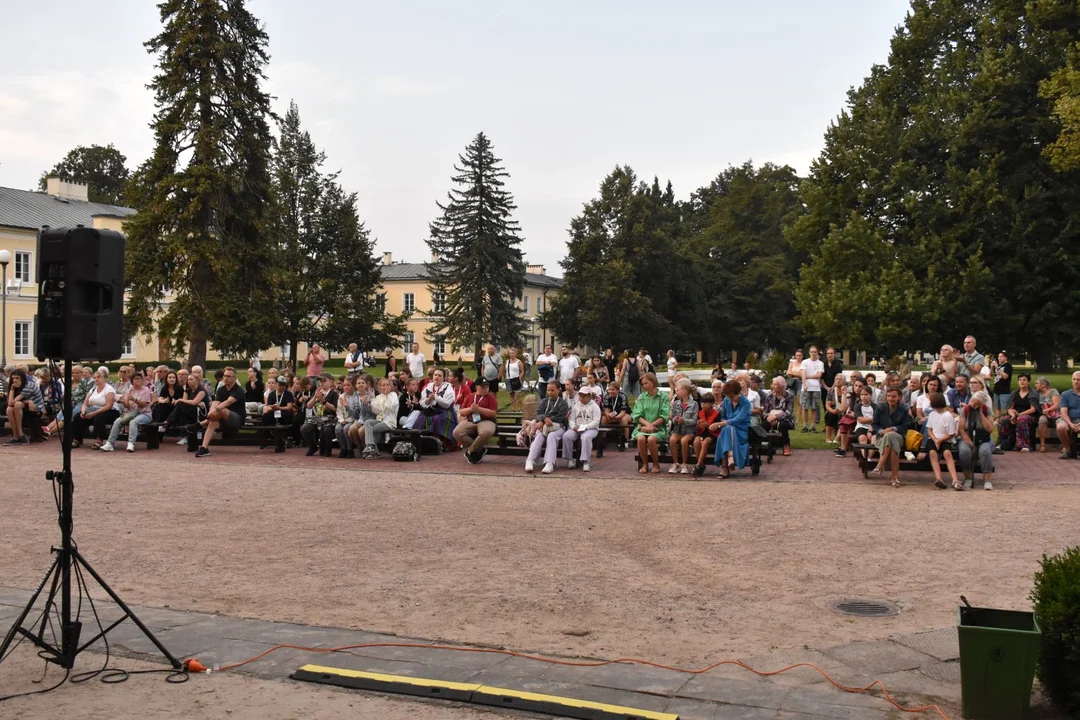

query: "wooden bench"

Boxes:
[185, 419, 292, 453]
[634, 430, 780, 476]
[116, 421, 163, 450]
[486, 424, 613, 461]
[852, 442, 996, 478]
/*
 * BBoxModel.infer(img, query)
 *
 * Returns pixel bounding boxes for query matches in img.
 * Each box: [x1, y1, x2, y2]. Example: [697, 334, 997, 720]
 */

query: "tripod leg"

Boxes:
[0, 553, 63, 661]
[72, 551, 182, 669]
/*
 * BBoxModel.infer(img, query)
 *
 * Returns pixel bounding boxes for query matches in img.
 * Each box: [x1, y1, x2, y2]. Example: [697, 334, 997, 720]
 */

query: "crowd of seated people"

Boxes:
[3, 338, 1080, 486]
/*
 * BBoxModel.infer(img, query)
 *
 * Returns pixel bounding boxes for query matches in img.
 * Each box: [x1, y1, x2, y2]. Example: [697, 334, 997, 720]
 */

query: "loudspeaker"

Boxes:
[36, 226, 126, 361]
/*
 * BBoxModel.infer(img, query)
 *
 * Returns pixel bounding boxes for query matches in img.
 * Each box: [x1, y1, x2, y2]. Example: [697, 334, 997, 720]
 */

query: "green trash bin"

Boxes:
[957, 606, 1041, 720]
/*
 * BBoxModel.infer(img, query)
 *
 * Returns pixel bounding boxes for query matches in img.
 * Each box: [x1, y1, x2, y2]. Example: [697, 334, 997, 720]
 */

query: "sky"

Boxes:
[0, 0, 912, 275]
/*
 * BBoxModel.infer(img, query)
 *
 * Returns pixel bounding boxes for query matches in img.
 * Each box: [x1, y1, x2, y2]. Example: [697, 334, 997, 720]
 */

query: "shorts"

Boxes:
[853, 426, 872, 441]
[486, 378, 501, 394]
[800, 390, 821, 410]
[995, 394, 1011, 413]
[824, 411, 840, 429]
[928, 441, 956, 459]
[222, 409, 244, 431]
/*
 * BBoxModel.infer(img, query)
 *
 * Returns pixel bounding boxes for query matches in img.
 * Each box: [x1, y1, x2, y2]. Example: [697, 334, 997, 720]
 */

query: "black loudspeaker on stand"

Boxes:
[0, 226, 180, 672]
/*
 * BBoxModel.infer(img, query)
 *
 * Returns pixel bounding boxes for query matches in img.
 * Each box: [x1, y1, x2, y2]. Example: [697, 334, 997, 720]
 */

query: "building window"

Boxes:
[14, 320, 31, 358]
[122, 336, 136, 358]
[14, 251, 31, 283]
[377, 293, 387, 312]
[523, 295, 529, 314]
[432, 291, 446, 314]
[403, 293, 415, 314]
[403, 331, 414, 354]
[434, 335, 446, 356]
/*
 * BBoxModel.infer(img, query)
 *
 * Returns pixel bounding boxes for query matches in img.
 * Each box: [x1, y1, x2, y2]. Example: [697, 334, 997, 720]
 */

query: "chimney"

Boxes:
[382, 252, 393, 265]
[526, 264, 545, 276]
[45, 177, 89, 202]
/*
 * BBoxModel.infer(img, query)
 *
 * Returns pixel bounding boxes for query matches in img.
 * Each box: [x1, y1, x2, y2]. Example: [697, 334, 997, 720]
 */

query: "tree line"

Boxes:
[36, 0, 1080, 370]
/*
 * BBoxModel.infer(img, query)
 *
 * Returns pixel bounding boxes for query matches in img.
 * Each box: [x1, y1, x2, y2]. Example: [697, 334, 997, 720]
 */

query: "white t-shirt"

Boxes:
[406, 352, 426, 378]
[558, 356, 580, 383]
[917, 393, 934, 418]
[86, 383, 117, 409]
[667, 357, 677, 374]
[746, 388, 761, 412]
[801, 359, 824, 392]
[926, 410, 958, 441]
[536, 353, 558, 381]
[856, 404, 875, 426]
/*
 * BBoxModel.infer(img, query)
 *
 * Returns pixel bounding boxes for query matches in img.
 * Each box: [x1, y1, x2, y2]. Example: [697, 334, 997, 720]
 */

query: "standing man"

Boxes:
[821, 346, 844, 429]
[405, 342, 426, 379]
[343, 343, 364, 373]
[1056, 371, 1080, 459]
[800, 346, 825, 433]
[536, 344, 557, 396]
[558, 346, 581, 384]
[195, 367, 245, 458]
[480, 344, 502, 394]
[453, 378, 499, 464]
[959, 336, 985, 378]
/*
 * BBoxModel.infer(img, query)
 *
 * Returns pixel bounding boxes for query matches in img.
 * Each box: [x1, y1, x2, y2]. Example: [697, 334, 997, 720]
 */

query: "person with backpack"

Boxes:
[479, 345, 502, 394]
[623, 350, 642, 397]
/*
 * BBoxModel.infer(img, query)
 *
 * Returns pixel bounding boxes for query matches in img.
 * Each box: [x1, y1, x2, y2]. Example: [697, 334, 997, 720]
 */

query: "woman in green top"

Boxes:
[632, 372, 669, 474]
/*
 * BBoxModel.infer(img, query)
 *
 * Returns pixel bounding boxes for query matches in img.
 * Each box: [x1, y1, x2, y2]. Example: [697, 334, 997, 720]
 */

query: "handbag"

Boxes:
[904, 429, 924, 452]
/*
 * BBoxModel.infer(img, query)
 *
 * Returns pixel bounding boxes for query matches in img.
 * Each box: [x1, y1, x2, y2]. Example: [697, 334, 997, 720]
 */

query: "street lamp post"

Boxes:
[0, 249, 10, 368]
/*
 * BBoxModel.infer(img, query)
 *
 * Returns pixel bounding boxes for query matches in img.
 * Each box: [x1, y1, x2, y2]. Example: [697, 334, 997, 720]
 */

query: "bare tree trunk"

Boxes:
[188, 257, 212, 367]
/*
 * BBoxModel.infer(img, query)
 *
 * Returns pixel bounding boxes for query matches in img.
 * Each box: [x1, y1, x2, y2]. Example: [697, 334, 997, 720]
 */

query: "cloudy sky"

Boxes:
[0, 0, 911, 274]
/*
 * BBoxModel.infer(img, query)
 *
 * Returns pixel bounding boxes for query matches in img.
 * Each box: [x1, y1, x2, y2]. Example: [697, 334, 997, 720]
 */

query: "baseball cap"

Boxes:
[276, 376, 287, 384]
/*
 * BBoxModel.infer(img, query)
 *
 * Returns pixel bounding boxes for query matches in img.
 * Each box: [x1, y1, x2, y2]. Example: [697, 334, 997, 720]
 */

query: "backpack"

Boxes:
[393, 441, 420, 462]
[627, 359, 640, 383]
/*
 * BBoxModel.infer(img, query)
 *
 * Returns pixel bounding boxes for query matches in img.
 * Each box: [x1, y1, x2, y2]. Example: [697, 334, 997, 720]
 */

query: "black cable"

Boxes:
[0, 668, 70, 702]
[70, 559, 110, 685]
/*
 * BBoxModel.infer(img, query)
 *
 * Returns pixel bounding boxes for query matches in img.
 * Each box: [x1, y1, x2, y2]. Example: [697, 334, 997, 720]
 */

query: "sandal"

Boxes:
[952, 480, 965, 491]
[891, 477, 901, 488]
[782, 447, 791, 456]
[934, 478, 947, 490]
[870, 467, 882, 477]
[718, 468, 730, 479]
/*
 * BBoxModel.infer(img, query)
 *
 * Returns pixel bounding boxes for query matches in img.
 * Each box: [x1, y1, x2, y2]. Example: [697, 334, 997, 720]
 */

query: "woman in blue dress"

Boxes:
[714, 379, 751, 478]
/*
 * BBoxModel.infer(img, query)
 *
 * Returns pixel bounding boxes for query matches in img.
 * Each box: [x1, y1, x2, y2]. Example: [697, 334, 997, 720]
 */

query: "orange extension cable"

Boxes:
[188, 641, 949, 719]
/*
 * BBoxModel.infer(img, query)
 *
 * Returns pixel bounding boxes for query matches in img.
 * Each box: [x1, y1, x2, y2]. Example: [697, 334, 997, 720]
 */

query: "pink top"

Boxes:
[129, 385, 154, 413]
[306, 350, 325, 378]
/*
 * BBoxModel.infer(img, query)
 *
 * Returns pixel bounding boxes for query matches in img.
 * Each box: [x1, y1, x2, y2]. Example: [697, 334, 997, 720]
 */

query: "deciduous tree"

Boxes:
[38, 144, 130, 205]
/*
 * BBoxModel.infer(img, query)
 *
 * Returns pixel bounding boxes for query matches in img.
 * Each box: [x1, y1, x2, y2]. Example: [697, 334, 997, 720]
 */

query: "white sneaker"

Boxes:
[983, 480, 993, 491]
[525, 460, 535, 473]
[680, 464, 691, 474]
[99, 442, 114, 452]
[177, 437, 187, 446]
[542, 462, 554, 474]
[126, 442, 134, 453]
[582, 463, 591, 473]
[567, 459, 577, 470]
[668, 464, 679, 474]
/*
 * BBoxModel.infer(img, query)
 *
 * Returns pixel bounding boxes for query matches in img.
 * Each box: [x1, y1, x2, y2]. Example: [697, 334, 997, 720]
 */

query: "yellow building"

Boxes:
[376, 252, 562, 362]
[0, 182, 562, 367]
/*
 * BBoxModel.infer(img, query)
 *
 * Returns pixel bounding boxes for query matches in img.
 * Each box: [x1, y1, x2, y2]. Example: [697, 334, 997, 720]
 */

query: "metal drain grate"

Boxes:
[830, 599, 900, 617]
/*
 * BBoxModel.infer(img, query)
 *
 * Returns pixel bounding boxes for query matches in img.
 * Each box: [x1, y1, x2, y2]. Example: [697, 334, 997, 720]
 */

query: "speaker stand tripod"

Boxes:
[0, 360, 181, 672]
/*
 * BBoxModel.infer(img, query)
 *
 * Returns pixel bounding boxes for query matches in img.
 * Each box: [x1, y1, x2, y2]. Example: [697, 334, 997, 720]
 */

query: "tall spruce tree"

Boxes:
[269, 101, 406, 359]
[124, 0, 278, 365]
[38, 144, 130, 205]
[425, 132, 527, 361]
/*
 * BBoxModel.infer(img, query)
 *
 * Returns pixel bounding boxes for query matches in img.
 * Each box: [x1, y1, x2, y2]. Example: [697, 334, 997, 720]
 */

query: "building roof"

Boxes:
[380, 262, 562, 289]
[0, 186, 136, 231]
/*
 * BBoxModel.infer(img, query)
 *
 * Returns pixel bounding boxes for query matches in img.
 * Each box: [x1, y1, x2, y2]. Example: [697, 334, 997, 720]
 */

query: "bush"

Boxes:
[760, 352, 788, 383]
[1031, 545, 1080, 713]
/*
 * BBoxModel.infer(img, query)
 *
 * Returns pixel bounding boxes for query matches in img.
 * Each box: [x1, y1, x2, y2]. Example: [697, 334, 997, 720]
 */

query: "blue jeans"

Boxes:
[995, 393, 1011, 413]
[108, 411, 152, 444]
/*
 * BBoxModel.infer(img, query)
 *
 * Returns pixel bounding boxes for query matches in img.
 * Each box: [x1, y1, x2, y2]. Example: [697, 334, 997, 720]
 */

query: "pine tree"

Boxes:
[37, 144, 130, 205]
[425, 132, 527, 362]
[124, 0, 278, 366]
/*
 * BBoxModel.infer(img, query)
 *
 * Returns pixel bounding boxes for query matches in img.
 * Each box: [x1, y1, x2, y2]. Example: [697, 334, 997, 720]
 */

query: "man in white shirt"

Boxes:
[558, 346, 581, 384]
[536, 345, 558, 394]
[405, 343, 426, 379]
[343, 343, 364, 372]
[800, 345, 825, 433]
[479, 344, 502, 394]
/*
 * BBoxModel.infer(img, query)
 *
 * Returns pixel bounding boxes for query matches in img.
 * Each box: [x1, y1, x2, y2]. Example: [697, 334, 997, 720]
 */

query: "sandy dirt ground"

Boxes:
[1, 444, 1077, 715]
[0, 648, 510, 719]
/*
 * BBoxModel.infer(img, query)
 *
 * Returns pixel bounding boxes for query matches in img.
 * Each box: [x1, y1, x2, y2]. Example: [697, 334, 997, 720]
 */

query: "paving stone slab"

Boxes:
[538, 660, 691, 696]
[876, 668, 961, 705]
[662, 697, 729, 720]
[676, 674, 790, 709]
[891, 627, 960, 662]
[89, 627, 217, 661]
[821, 640, 936, 676]
[781, 685, 899, 718]
[177, 615, 367, 648]
[736, 649, 870, 688]
[467, 654, 562, 684]
[917, 660, 961, 686]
